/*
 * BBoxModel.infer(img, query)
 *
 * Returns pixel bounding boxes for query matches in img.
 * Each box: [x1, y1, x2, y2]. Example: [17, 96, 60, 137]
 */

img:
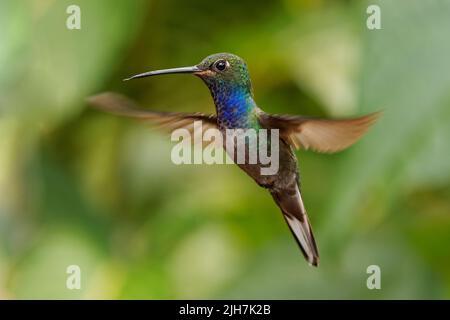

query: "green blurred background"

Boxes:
[1, 0, 450, 299]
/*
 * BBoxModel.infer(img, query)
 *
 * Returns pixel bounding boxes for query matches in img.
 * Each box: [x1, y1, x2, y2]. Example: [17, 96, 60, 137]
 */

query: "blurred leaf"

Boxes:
[321, 0, 450, 254]
[12, 229, 103, 299]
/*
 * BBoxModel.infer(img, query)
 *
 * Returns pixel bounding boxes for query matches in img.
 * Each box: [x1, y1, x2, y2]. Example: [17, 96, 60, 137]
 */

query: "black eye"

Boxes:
[214, 59, 229, 72]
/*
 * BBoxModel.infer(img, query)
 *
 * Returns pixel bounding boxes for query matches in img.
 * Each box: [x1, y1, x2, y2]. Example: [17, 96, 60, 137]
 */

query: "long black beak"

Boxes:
[124, 66, 201, 81]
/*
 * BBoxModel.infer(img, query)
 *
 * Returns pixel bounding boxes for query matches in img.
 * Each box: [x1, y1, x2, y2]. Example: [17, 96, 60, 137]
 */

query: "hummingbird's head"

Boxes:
[124, 53, 253, 99]
[194, 53, 253, 97]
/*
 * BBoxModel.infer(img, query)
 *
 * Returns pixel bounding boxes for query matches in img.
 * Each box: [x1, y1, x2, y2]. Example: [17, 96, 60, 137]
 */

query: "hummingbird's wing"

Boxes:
[259, 111, 380, 153]
[87, 92, 217, 136]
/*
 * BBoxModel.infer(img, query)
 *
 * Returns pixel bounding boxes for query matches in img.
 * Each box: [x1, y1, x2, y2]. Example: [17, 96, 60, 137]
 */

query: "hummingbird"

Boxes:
[88, 53, 379, 267]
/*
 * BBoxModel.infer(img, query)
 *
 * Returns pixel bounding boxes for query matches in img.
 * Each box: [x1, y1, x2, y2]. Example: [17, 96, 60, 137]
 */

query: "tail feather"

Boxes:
[271, 185, 319, 267]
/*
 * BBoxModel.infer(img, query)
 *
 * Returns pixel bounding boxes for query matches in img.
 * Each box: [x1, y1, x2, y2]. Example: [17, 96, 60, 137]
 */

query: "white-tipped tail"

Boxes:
[271, 185, 319, 267]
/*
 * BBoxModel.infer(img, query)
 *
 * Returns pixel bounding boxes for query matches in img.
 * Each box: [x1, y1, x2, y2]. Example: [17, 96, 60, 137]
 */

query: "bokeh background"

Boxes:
[1, 0, 450, 299]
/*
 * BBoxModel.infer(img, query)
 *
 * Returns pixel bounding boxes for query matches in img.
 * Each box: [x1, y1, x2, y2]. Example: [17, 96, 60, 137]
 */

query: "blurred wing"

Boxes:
[87, 92, 218, 136]
[259, 111, 380, 153]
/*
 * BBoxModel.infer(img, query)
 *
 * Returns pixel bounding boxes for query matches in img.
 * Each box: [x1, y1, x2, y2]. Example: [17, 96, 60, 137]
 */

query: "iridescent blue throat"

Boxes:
[209, 86, 258, 130]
